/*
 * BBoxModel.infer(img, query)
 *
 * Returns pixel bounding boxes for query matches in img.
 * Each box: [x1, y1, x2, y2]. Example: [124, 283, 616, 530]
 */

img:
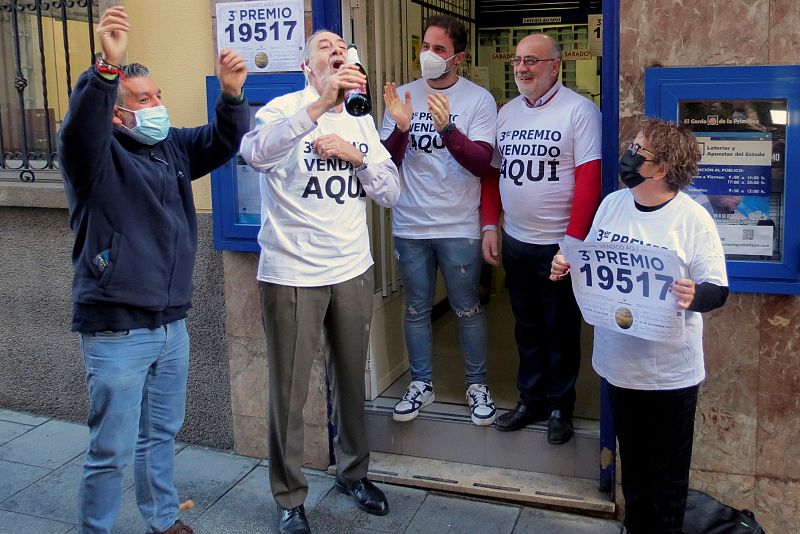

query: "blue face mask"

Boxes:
[117, 105, 171, 145]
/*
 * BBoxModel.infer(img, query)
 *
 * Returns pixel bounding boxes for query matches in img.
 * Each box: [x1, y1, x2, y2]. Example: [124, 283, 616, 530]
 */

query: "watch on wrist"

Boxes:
[440, 122, 455, 136]
[354, 156, 368, 173]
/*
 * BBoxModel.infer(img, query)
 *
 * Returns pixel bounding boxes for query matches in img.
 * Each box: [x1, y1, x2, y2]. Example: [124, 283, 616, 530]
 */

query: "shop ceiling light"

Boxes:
[770, 109, 787, 125]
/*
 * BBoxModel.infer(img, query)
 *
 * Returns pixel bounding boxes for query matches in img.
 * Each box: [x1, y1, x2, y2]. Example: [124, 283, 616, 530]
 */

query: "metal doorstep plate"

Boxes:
[331, 452, 615, 516]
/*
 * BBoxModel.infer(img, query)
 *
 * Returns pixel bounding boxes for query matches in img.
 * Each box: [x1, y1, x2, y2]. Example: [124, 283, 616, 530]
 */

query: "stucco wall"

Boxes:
[125, 0, 219, 213]
[620, 1, 800, 531]
[0, 208, 233, 448]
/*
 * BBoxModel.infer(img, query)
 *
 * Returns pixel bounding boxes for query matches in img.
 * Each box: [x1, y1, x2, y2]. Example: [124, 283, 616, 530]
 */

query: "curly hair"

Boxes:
[639, 118, 701, 191]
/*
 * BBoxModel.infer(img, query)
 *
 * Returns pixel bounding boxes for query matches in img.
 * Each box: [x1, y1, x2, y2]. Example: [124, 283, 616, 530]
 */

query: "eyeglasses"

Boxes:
[627, 142, 656, 162]
[510, 56, 558, 67]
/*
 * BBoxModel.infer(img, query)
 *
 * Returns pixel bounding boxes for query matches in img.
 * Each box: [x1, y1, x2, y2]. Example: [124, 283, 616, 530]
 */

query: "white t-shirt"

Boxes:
[244, 86, 393, 286]
[380, 77, 497, 239]
[495, 85, 601, 244]
[589, 189, 729, 390]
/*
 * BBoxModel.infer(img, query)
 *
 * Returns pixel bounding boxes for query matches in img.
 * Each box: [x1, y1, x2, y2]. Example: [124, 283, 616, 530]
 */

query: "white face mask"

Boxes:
[420, 50, 457, 80]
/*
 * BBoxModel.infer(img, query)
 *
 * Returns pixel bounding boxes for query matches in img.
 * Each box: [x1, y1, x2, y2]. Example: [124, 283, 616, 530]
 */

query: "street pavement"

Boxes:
[0, 408, 620, 533]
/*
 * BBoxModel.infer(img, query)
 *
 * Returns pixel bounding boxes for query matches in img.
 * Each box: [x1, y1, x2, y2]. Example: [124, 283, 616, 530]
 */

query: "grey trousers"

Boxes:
[258, 267, 374, 509]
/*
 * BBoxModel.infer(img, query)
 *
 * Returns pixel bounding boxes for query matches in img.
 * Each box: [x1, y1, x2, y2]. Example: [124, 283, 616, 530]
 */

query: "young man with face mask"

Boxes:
[240, 29, 400, 534]
[58, 7, 249, 534]
[380, 15, 498, 426]
[481, 33, 601, 445]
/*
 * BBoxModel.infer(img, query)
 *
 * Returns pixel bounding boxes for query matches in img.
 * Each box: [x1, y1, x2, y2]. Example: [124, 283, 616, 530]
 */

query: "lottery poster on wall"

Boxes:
[560, 240, 685, 343]
[216, 0, 305, 73]
[678, 99, 786, 260]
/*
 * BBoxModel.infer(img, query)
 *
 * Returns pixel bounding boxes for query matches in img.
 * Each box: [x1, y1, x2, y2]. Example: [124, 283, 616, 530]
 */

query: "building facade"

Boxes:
[1, 0, 798, 530]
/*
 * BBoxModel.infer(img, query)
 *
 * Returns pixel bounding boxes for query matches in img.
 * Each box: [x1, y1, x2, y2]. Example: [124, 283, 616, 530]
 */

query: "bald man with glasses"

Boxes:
[482, 33, 602, 444]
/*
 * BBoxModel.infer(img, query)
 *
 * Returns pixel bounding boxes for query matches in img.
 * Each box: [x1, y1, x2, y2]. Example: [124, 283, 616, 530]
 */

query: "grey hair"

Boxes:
[115, 63, 151, 106]
[302, 29, 340, 85]
[304, 29, 334, 62]
[550, 37, 562, 59]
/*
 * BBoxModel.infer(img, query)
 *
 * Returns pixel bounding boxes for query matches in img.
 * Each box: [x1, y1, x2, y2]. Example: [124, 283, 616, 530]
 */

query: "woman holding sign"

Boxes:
[551, 118, 728, 534]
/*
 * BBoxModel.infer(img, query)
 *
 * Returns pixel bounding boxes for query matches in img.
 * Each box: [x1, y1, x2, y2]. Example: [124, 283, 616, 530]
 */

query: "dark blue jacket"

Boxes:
[59, 66, 249, 332]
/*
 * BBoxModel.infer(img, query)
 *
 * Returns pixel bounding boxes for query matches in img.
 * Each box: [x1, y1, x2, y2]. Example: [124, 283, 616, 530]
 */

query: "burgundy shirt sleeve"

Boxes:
[565, 158, 601, 240]
[442, 126, 494, 177]
[480, 166, 502, 227]
[382, 125, 410, 166]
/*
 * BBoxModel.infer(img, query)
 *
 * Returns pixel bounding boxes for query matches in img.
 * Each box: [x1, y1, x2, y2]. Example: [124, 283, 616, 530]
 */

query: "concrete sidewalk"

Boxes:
[0, 409, 620, 533]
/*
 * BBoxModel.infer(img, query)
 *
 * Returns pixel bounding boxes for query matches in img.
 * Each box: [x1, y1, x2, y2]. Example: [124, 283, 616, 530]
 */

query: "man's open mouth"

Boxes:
[331, 59, 345, 70]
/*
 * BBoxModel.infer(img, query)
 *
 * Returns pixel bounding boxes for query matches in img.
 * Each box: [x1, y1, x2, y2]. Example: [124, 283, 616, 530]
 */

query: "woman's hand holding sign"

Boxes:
[550, 251, 571, 281]
[669, 278, 696, 309]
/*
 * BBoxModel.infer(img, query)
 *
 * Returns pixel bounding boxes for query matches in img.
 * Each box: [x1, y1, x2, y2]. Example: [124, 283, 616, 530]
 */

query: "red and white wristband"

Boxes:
[95, 55, 126, 80]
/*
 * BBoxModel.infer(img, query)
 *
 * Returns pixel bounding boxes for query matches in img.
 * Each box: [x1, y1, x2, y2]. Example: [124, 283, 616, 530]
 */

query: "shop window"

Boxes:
[646, 65, 800, 294]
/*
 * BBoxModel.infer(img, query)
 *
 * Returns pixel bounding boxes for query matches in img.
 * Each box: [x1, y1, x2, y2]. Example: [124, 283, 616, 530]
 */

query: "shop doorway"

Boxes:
[338, 0, 616, 510]
[349, 0, 604, 419]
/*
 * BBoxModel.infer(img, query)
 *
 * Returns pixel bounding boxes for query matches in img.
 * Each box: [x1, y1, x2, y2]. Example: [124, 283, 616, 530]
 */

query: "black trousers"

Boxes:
[609, 382, 699, 534]
[502, 231, 582, 416]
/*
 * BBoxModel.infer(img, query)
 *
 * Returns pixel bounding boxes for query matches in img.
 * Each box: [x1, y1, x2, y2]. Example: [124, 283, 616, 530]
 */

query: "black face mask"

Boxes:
[619, 147, 648, 189]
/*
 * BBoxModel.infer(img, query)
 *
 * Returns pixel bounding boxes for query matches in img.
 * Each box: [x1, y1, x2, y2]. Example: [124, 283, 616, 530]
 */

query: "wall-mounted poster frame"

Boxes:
[645, 65, 800, 295]
[206, 73, 306, 252]
[207, 0, 336, 253]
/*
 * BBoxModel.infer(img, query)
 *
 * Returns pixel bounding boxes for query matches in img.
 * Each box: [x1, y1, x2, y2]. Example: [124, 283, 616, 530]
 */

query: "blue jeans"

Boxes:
[78, 320, 189, 534]
[394, 237, 487, 385]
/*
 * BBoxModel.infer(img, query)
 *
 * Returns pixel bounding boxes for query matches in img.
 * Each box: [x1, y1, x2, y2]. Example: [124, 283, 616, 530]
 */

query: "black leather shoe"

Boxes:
[547, 410, 574, 445]
[495, 401, 548, 432]
[335, 477, 389, 516]
[278, 504, 311, 534]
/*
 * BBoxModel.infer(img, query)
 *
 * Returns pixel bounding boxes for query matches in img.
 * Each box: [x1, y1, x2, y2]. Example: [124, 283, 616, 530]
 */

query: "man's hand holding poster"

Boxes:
[560, 240, 685, 342]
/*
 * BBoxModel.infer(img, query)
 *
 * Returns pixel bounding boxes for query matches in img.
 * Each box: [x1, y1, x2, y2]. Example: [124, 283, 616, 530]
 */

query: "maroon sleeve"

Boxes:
[480, 166, 502, 227]
[381, 125, 409, 166]
[442, 126, 494, 177]
[565, 158, 602, 240]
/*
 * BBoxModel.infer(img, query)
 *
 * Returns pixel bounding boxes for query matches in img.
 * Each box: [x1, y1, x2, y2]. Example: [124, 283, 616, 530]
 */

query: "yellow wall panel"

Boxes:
[127, 1, 217, 212]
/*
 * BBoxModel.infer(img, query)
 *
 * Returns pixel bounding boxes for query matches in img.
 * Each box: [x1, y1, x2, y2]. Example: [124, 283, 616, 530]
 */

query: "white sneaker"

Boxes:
[466, 383, 496, 426]
[393, 381, 435, 422]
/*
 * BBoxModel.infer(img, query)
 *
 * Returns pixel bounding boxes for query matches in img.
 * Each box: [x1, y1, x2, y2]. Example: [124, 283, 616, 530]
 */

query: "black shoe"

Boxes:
[153, 520, 194, 534]
[547, 410, 574, 445]
[278, 504, 311, 534]
[335, 477, 389, 516]
[495, 401, 548, 432]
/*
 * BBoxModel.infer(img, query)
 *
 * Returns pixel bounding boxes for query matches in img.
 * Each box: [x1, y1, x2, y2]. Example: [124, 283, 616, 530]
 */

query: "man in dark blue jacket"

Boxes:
[58, 6, 248, 534]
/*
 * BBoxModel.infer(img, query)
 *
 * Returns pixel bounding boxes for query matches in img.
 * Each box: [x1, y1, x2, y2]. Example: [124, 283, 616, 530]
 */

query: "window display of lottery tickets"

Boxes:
[678, 100, 786, 262]
[477, 24, 600, 108]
